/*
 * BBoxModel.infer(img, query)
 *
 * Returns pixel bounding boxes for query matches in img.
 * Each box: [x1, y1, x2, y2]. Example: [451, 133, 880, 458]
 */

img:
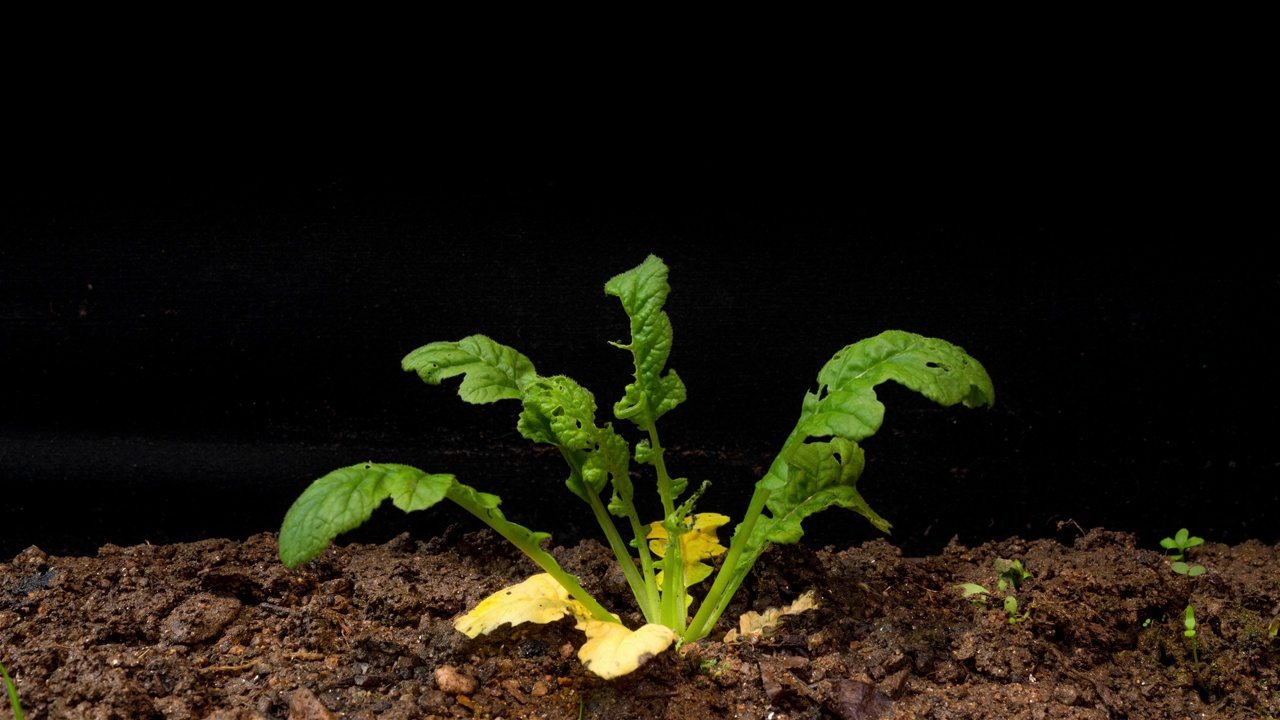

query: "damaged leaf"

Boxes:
[724, 589, 820, 643]
[577, 620, 679, 680]
[455, 574, 596, 638]
[648, 512, 730, 587]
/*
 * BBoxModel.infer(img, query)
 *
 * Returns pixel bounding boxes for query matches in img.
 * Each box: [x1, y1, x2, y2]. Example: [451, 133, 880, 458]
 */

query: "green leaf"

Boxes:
[517, 375, 631, 504]
[800, 331, 994, 442]
[753, 437, 890, 545]
[816, 330, 994, 411]
[605, 255, 687, 430]
[402, 334, 537, 404]
[279, 463, 453, 567]
[753, 331, 993, 546]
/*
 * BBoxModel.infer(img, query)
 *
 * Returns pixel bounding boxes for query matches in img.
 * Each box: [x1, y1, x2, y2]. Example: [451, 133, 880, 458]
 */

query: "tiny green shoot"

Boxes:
[1184, 603, 1199, 665]
[278, 254, 995, 678]
[0, 662, 24, 720]
[699, 658, 730, 680]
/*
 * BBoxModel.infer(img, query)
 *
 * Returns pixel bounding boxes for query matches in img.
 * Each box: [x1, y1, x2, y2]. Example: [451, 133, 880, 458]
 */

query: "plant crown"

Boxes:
[277, 254, 995, 678]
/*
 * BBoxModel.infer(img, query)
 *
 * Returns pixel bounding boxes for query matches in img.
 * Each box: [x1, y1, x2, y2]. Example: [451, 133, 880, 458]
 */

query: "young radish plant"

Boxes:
[278, 254, 995, 679]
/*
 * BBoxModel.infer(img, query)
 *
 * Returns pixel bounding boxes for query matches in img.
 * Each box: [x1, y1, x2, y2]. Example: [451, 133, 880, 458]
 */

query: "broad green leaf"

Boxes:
[577, 620, 678, 680]
[605, 255, 687, 430]
[402, 334, 537, 404]
[795, 386, 884, 441]
[814, 330, 994, 414]
[279, 463, 452, 567]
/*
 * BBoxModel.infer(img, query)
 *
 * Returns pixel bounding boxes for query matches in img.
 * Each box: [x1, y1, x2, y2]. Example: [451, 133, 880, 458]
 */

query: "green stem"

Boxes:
[643, 404, 677, 519]
[684, 478, 775, 641]
[446, 486, 619, 624]
[583, 483, 659, 623]
[684, 427, 805, 641]
[625, 511, 662, 622]
[557, 449, 659, 623]
[659, 521, 688, 632]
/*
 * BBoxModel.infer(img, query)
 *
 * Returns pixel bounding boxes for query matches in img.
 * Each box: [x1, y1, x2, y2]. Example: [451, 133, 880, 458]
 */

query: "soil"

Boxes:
[2, 526, 1277, 720]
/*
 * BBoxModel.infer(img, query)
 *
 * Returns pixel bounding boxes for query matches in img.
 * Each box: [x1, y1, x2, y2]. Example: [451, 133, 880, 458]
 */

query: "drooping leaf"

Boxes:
[813, 330, 994, 420]
[402, 334, 537, 404]
[455, 573, 596, 638]
[279, 463, 453, 568]
[605, 255, 687, 431]
[576, 620, 678, 680]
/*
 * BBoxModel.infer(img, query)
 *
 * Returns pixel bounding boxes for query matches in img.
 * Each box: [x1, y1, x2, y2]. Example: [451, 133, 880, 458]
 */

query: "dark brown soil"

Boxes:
[2, 526, 1277, 719]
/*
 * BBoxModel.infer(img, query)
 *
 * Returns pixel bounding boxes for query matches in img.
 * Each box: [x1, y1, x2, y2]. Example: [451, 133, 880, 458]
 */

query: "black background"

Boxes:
[4, 141, 1274, 562]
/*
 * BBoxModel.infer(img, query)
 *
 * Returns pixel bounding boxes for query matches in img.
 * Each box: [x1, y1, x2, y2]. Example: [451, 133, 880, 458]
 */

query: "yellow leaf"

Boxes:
[647, 512, 730, 588]
[576, 620, 678, 679]
[724, 589, 819, 643]
[455, 574, 589, 638]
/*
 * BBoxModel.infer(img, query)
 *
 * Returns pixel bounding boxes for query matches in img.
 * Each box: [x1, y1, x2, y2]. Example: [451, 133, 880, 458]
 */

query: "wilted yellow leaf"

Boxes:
[455, 574, 589, 638]
[648, 512, 730, 588]
[724, 589, 819, 643]
[577, 620, 679, 679]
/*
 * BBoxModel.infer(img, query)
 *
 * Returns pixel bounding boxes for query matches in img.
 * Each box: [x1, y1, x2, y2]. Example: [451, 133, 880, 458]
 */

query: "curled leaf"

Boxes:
[577, 620, 678, 679]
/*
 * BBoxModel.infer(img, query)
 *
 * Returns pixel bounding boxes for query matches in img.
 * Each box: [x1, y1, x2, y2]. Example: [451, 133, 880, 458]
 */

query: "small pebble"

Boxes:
[434, 665, 478, 695]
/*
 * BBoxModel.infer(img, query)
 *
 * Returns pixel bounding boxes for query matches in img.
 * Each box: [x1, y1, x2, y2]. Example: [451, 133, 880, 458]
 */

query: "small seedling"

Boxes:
[957, 583, 991, 607]
[0, 662, 24, 720]
[995, 558, 1032, 591]
[1003, 595, 1030, 624]
[1161, 528, 1204, 562]
[955, 559, 1031, 624]
[1184, 603, 1199, 665]
[699, 658, 730, 679]
[1171, 561, 1206, 577]
[1161, 528, 1206, 576]
[278, 255, 995, 678]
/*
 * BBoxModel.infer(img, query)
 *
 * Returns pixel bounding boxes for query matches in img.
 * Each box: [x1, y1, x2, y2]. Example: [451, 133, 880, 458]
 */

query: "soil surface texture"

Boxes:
[2, 527, 1277, 719]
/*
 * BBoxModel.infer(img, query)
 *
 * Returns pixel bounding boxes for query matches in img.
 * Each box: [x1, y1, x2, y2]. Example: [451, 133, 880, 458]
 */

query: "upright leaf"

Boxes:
[605, 255, 686, 429]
